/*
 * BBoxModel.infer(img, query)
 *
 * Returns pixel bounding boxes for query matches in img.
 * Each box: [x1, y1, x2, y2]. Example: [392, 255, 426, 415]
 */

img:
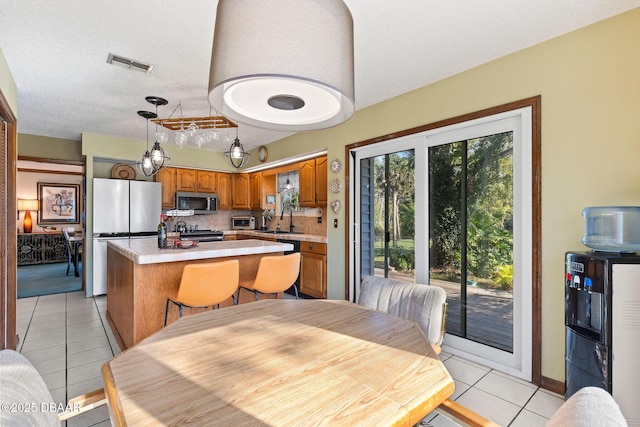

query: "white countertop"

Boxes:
[107, 238, 294, 265]
[224, 230, 327, 244]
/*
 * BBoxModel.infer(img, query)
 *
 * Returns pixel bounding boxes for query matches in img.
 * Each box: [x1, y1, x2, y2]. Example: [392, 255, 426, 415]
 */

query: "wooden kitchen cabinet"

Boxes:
[232, 174, 250, 209]
[299, 159, 316, 207]
[217, 173, 232, 210]
[156, 167, 177, 208]
[315, 156, 327, 207]
[176, 169, 216, 193]
[299, 242, 327, 299]
[262, 174, 276, 210]
[249, 172, 262, 210]
[196, 171, 216, 193]
[176, 168, 197, 192]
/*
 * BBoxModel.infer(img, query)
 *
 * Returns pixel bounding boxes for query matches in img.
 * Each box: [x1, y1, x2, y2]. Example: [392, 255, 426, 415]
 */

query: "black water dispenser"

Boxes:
[565, 252, 611, 396]
[565, 251, 640, 426]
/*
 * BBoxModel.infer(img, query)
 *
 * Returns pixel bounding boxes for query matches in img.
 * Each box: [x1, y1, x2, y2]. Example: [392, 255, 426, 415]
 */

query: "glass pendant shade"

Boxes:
[224, 138, 250, 169]
[209, 0, 355, 131]
[136, 150, 156, 176]
[150, 141, 169, 170]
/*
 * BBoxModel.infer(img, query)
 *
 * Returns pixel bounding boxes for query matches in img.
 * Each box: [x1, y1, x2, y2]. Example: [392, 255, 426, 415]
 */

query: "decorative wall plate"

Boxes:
[331, 159, 342, 173]
[112, 164, 136, 179]
[329, 179, 342, 193]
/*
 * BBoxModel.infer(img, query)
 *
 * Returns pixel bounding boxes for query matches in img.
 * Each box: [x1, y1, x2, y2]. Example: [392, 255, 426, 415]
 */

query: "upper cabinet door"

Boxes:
[156, 167, 177, 208]
[299, 159, 316, 207]
[249, 172, 262, 210]
[217, 173, 232, 210]
[176, 169, 197, 192]
[232, 174, 250, 209]
[197, 171, 216, 193]
[315, 156, 327, 207]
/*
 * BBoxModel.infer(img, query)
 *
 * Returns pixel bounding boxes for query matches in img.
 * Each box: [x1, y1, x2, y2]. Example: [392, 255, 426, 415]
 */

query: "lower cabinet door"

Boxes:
[300, 251, 327, 298]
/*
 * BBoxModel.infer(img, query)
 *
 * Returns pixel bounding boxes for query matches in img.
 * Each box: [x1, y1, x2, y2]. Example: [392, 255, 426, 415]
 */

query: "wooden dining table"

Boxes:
[101, 299, 454, 426]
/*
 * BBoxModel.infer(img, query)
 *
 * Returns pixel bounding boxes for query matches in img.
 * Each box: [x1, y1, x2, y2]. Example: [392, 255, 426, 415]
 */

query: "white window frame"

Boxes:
[349, 107, 532, 380]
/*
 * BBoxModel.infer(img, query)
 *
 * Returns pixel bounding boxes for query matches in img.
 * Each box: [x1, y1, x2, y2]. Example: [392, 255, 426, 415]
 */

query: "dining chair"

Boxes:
[0, 349, 106, 426]
[164, 260, 239, 326]
[62, 227, 82, 276]
[237, 252, 301, 302]
[358, 275, 447, 354]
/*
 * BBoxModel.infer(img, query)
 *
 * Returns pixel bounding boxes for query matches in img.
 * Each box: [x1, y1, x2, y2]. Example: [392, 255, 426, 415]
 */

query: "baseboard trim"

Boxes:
[541, 376, 565, 396]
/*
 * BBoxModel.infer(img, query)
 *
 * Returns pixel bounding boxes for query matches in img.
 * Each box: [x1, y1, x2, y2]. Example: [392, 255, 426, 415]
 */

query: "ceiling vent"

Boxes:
[106, 53, 154, 73]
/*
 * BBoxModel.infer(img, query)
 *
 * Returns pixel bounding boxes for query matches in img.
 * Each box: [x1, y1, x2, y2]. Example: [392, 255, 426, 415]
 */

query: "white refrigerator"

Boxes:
[92, 178, 161, 295]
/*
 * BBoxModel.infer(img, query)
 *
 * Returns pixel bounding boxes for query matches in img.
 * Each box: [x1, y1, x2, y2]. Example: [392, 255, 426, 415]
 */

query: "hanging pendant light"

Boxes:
[223, 128, 250, 169]
[136, 110, 158, 177]
[145, 96, 170, 170]
[208, 0, 355, 131]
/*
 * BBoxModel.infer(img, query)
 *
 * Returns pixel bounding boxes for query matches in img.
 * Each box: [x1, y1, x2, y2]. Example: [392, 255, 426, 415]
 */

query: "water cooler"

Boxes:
[565, 251, 640, 426]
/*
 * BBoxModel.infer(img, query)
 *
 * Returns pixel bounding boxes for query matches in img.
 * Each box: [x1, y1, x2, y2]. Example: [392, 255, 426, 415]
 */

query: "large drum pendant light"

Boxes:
[208, 0, 355, 131]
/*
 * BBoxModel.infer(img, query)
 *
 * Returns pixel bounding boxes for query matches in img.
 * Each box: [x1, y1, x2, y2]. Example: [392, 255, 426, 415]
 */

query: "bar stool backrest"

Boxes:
[176, 260, 239, 307]
[251, 253, 301, 294]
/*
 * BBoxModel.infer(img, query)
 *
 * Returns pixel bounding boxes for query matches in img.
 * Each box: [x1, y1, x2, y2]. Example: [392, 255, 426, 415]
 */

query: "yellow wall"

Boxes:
[18, 134, 82, 161]
[263, 9, 640, 382]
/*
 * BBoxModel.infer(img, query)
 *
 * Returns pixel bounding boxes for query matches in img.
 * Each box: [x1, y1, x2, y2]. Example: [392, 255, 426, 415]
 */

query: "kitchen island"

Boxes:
[106, 238, 293, 350]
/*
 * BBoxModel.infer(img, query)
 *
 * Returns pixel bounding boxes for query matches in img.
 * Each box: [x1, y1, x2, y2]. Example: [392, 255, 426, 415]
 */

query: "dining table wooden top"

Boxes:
[101, 299, 454, 426]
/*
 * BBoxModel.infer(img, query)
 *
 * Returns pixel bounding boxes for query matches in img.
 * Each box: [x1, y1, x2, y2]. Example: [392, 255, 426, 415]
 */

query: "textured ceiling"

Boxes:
[0, 1, 638, 152]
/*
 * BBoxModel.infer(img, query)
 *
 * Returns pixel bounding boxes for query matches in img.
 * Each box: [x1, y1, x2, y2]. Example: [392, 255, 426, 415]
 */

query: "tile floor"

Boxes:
[16, 291, 565, 427]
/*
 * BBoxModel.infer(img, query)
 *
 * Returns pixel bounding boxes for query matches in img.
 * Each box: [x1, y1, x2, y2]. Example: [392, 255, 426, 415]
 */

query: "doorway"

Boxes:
[16, 159, 85, 298]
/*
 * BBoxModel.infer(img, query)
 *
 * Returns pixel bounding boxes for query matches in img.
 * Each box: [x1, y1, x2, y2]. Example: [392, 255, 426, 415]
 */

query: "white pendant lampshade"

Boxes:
[209, 0, 355, 131]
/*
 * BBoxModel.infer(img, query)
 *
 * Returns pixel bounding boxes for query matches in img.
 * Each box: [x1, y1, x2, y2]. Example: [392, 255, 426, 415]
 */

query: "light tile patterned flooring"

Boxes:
[16, 291, 564, 426]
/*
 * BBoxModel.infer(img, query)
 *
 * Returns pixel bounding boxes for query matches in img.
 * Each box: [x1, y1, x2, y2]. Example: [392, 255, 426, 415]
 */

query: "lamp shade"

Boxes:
[17, 199, 39, 211]
[209, 0, 354, 131]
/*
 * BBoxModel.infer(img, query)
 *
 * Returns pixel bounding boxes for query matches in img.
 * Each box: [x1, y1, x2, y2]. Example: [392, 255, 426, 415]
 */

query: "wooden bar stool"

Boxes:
[237, 252, 301, 301]
[164, 260, 239, 326]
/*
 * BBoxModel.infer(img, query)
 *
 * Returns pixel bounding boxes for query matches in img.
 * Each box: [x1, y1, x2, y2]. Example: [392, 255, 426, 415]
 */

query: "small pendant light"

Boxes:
[223, 128, 250, 169]
[146, 96, 170, 171]
[136, 110, 158, 177]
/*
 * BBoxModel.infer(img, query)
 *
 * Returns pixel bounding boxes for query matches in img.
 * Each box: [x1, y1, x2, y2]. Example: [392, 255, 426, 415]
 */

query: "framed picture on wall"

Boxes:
[38, 182, 80, 225]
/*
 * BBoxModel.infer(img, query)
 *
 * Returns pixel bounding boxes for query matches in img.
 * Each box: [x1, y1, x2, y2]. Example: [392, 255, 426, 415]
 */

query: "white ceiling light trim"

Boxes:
[222, 77, 344, 126]
[208, 0, 355, 131]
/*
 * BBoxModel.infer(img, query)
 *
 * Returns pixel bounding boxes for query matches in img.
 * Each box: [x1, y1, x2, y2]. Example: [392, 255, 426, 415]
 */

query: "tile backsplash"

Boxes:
[164, 209, 327, 236]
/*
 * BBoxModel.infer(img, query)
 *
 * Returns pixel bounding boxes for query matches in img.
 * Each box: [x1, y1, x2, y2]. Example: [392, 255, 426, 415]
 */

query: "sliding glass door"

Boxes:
[428, 132, 514, 352]
[351, 107, 532, 379]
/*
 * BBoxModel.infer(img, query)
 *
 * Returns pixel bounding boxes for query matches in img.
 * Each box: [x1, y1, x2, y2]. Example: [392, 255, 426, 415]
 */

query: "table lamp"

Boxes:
[17, 199, 39, 233]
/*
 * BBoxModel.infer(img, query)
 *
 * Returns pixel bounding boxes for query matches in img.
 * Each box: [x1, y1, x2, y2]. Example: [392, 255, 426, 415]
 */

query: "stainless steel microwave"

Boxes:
[175, 192, 217, 214]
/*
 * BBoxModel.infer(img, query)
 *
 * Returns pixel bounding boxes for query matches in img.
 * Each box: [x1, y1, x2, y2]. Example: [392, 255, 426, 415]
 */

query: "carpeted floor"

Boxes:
[17, 262, 82, 298]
